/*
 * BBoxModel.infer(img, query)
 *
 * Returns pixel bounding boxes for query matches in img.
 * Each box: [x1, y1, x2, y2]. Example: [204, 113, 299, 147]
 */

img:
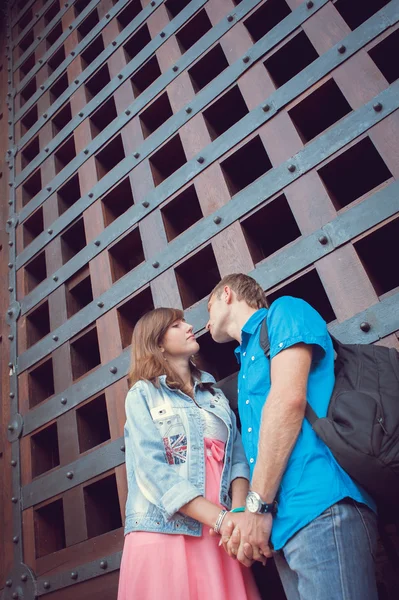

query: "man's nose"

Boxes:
[205, 320, 211, 330]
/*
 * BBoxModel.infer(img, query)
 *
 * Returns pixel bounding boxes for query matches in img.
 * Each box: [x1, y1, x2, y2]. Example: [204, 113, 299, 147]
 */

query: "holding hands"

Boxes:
[213, 511, 274, 567]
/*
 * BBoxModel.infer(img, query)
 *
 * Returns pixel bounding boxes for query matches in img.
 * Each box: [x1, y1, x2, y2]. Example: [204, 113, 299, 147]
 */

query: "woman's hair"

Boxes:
[128, 307, 213, 395]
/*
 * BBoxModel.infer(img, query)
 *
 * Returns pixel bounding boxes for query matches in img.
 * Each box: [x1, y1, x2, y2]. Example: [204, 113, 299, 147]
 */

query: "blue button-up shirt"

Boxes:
[235, 296, 374, 550]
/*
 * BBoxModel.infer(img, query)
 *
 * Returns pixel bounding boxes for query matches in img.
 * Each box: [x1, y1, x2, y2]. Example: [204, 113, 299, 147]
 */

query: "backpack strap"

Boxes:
[260, 316, 319, 425]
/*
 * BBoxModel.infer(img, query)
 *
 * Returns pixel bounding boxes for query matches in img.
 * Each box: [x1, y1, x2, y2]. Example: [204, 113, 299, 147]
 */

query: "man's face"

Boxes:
[206, 292, 233, 343]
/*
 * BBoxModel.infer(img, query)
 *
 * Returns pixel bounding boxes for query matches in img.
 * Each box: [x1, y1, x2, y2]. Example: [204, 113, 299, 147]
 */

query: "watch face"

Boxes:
[246, 493, 260, 513]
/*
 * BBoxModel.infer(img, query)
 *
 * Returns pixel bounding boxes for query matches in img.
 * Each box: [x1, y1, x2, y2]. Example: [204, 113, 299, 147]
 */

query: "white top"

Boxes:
[200, 408, 228, 443]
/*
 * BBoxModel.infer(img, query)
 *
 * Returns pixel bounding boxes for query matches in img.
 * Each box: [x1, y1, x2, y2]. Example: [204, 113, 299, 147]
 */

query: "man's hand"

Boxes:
[228, 511, 273, 567]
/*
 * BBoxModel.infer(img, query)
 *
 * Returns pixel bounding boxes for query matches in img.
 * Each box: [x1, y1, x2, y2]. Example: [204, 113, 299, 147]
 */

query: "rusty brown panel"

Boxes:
[146, 1, 169, 39]
[316, 245, 379, 322]
[334, 50, 389, 109]
[57, 410, 80, 466]
[206, 0, 235, 25]
[238, 62, 276, 110]
[212, 223, 255, 278]
[370, 111, 399, 179]
[260, 110, 303, 167]
[63, 486, 88, 547]
[302, 2, 350, 54]
[22, 507, 35, 573]
[220, 21, 252, 62]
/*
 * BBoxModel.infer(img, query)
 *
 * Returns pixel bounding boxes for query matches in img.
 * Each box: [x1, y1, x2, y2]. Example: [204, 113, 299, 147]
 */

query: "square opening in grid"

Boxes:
[25, 251, 47, 294]
[244, 0, 291, 43]
[26, 300, 50, 348]
[109, 227, 144, 282]
[241, 195, 301, 264]
[117, 0, 142, 31]
[264, 30, 319, 88]
[61, 218, 86, 264]
[175, 245, 221, 309]
[288, 79, 352, 143]
[77, 394, 110, 453]
[20, 78, 37, 106]
[52, 102, 72, 136]
[161, 184, 203, 241]
[335, 0, 391, 31]
[74, 0, 92, 15]
[48, 45, 66, 74]
[34, 499, 66, 558]
[176, 8, 212, 53]
[22, 169, 42, 206]
[31, 423, 60, 478]
[139, 92, 173, 139]
[90, 97, 117, 138]
[203, 85, 249, 141]
[267, 268, 336, 324]
[28, 358, 55, 408]
[77, 9, 99, 41]
[70, 326, 101, 380]
[54, 135, 76, 174]
[188, 44, 229, 93]
[196, 333, 238, 382]
[318, 137, 392, 210]
[18, 8, 32, 33]
[21, 136, 40, 169]
[123, 24, 151, 62]
[117, 286, 154, 348]
[102, 177, 134, 226]
[149, 134, 187, 186]
[354, 217, 399, 297]
[165, 0, 193, 19]
[221, 135, 272, 197]
[86, 64, 111, 100]
[84, 474, 122, 539]
[95, 134, 125, 180]
[81, 34, 105, 68]
[369, 28, 399, 85]
[44, 0, 60, 26]
[50, 72, 69, 103]
[19, 52, 35, 82]
[19, 30, 34, 55]
[23, 206, 44, 247]
[66, 266, 93, 318]
[58, 174, 81, 215]
[131, 56, 162, 98]
[46, 22, 63, 49]
[21, 105, 38, 135]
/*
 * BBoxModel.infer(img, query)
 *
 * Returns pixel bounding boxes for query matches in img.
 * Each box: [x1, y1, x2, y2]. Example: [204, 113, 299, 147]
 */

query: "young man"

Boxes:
[206, 273, 378, 600]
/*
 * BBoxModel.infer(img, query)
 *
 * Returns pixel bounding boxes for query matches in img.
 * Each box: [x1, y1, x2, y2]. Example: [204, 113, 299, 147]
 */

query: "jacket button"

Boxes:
[210, 404, 215, 408]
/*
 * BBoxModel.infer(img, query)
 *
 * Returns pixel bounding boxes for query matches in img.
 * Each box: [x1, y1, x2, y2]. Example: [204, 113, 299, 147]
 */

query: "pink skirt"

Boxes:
[117, 438, 260, 600]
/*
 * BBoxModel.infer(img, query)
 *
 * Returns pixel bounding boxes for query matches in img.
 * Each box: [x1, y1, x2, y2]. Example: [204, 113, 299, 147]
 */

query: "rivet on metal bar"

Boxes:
[79, 112, 84, 117]
[338, 44, 346, 54]
[134, 152, 140, 159]
[71, 572, 78, 580]
[360, 322, 371, 333]
[66, 472, 74, 479]
[43, 582, 51, 590]
[243, 56, 250, 63]
[61, 397, 67, 405]
[125, 109, 131, 115]
[110, 366, 117, 374]
[89, 192, 94, 198]
[288, 164, 296, 173]
[160, 31, 165, 38]
[94, 240, 101, 246]
[112, 41, 117, 46]
[152, 261, 160, 268]
[100, 560, 108, 570]
[197, 156, 205, 164]
[84, 149, 89, 154]
[97, 301, 104, 308]
[11, 497, 18, 503]
[120, 445, 125, 452]
[227, 15, 234, 22]
[318, 235, 328, 245]
[373, 102, 383, 112]
[52, 335, 59, 341]
[306, 1, 314, 8]
[52, 275, 58, 281]
[13, 536, 19, 544]
[172, 65, 178, 72]
[214, 216, 222, 225]
[118, 74, 123, 79]
[186, 107, 192, 114]
[142, 201, 150, 208]
[21, 574, 28, 582]
[11, 460, 17, 466]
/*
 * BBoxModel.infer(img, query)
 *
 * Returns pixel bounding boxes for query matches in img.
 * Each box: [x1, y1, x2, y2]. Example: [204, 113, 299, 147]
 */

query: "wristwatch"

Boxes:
[246, 491, 278, 516]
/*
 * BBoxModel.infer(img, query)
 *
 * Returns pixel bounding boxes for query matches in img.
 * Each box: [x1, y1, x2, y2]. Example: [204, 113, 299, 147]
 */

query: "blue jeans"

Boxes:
[273, 499, 378, 600]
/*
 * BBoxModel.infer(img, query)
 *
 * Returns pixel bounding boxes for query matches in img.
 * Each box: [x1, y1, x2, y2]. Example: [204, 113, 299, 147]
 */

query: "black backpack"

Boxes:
[221, 316, 399, 513]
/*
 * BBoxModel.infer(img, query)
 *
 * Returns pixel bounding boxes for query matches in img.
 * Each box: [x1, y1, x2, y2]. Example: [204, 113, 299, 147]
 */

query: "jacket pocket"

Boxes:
[151, 406, 188, 466]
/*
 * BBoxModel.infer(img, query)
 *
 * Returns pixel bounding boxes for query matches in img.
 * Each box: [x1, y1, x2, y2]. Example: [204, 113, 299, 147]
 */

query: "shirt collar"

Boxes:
[158, 370, 215, 388]
[234, 308, 268, 364]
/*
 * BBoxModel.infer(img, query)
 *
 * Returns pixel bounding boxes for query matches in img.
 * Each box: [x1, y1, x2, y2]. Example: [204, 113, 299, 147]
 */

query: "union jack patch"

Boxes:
[163, 433, 187, 465]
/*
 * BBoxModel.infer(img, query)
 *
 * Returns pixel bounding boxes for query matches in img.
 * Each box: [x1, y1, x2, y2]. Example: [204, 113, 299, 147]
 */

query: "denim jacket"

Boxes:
[124, 371, 250, 537]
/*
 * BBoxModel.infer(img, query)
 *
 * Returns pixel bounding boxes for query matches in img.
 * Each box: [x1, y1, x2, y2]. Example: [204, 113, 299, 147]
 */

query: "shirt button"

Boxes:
[250, 458, 254, 464]
[242, 375, 246, 379]
[279, 342, 284, 348]
[251, 356, 255, 361]
[245, 400, 250, 405]
[248, 427, 252, 433]
[210, 404, 215, 408]
[243, 352, 246, 357]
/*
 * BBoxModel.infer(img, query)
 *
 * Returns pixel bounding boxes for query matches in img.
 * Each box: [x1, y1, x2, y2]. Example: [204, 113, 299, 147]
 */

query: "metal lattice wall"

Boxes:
[1, 0, 399, 598]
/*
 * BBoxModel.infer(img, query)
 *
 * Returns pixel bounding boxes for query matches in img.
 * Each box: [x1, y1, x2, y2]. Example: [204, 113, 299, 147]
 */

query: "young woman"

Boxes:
[117, 307, 260, 600]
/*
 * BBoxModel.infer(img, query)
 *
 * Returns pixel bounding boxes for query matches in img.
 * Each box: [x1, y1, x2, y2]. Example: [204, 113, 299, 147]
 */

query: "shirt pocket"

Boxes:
[150, 405, 188, 466]
[246, 354, 270, 396]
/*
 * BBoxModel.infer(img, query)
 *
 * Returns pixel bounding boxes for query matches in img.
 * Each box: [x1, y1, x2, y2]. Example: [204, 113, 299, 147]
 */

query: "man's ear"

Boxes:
[224, 286, 234, 304]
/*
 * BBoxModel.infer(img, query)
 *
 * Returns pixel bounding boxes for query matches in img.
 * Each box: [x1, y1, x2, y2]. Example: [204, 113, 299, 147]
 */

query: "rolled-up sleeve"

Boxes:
[125, 383, 201, 520]
[229, 409, 250, 484]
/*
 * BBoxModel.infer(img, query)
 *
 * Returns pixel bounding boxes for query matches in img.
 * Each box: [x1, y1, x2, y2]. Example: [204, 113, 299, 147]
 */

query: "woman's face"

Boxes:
[161, 319, 199, 359]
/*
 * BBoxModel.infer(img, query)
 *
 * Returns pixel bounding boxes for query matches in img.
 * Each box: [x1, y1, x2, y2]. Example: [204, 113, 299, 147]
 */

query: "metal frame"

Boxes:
[17, 78, 399, 373]
[21, 178, 399, 436]
[11, 0, 75, 51]
[15, 1, 398, 290]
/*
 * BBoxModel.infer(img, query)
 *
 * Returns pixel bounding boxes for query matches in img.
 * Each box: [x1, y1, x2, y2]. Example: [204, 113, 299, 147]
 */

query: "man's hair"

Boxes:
[210, 273, 268, 309]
